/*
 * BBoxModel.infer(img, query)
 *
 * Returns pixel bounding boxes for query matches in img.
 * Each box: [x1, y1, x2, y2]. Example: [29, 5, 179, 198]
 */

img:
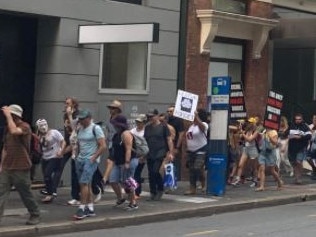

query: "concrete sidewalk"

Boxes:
[1, 173, 316, 237]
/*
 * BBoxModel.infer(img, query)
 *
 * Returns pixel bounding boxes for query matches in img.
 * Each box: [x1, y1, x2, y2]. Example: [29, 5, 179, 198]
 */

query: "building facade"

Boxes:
[271, 0, 316, 121]
[184, 0, 316, 121]
[0, 0, 181, 129]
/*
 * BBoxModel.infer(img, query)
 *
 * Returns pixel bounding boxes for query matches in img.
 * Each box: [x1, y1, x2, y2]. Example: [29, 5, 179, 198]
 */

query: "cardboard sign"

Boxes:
[174, 90, 198, 121]
[229, 82, 247, 121]
[263, 90, 283, 130]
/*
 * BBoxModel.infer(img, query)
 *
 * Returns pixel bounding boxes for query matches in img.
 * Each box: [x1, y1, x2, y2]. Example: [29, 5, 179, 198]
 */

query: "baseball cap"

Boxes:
[146, 109, 159, 117]
[77, 109, 92, 119]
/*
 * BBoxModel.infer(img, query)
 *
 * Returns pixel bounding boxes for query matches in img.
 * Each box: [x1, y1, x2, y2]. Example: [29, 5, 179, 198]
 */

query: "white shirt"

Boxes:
[186, 122, 208, 152]
[41, 129, 64, 160]
[130, 127, 144, 137]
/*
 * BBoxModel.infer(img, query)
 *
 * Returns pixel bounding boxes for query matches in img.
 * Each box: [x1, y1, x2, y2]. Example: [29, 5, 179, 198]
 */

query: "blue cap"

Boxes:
[77, 109, 91, 119]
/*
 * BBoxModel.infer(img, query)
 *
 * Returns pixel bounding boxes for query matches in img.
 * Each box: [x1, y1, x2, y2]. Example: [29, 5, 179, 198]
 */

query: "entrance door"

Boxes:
[0, 14, 38, 137]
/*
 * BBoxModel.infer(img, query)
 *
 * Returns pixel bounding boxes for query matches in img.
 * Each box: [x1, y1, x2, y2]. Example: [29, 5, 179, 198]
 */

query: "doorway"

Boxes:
[0, 14, 38, 137]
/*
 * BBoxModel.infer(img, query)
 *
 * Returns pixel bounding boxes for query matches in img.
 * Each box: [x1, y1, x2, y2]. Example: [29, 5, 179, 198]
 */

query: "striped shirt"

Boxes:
[2, 121, 32, 170]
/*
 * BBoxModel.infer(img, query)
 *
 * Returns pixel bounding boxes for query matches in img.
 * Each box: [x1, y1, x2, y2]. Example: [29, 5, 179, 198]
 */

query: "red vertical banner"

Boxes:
[263, 91, 283, 130]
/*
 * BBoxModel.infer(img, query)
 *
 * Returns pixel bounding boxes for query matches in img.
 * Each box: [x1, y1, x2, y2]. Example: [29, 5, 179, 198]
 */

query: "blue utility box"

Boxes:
[207, 154, 227, 196]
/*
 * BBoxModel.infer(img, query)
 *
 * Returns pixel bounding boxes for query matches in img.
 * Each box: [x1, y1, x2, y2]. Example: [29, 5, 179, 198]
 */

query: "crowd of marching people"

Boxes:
[227, 113, 316, 192]
[1, 97, 316, 224]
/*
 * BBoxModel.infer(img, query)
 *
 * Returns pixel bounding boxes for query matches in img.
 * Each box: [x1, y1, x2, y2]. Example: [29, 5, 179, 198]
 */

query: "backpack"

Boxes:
[30, 133, 42, 164]
[95, 121, 116, 149]
[255, 131, 265, 153]
[132, 133, 149, 157]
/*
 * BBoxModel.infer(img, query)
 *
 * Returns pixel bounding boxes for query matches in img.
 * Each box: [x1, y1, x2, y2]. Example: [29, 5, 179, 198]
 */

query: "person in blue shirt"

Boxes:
[73, 109, 106, 220]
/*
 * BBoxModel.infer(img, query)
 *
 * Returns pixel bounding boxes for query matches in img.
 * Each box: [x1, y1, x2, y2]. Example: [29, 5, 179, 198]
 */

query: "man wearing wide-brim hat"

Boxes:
[107, 99, 122, 115]
[0, 104, 40, 225]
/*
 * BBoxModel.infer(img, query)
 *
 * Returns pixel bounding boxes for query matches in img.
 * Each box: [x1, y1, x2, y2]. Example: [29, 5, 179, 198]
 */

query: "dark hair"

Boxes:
[197, 108, 208, 123]
[66, 97, 79, 111]
[294, 113, 303, 118]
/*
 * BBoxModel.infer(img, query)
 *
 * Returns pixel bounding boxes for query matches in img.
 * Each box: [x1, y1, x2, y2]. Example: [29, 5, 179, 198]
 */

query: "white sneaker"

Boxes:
[94, 187, 102, 203]
[67, 199, 81, 206]
[289, 171, 294, 177]
[231, 177, 240, 186]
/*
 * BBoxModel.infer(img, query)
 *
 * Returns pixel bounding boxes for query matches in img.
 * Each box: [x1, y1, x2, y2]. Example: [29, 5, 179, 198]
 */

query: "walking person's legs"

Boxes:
[134, 162, 145, 197]
[0, 170, 12, 221]
[42, 159, 59, 203]
[52, 155, 69, 193]
[68, 158, 81, 205]
[256, 164, 265, 191]
[109, 165, 125, 205]
[13, 171, 40, 224]
[73, 160, 98, 220]
[153, 158, 164, 200]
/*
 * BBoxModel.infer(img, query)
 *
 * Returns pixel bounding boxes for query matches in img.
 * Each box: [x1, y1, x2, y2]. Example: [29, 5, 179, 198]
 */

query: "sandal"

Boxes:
[41, 195, 54, 203]
[255, 187, 264, 192]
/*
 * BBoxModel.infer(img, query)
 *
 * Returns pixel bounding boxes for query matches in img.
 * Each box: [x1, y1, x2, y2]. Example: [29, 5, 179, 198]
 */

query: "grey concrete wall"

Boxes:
[0, 0, 181, 128]
[0, 1, 180, 186]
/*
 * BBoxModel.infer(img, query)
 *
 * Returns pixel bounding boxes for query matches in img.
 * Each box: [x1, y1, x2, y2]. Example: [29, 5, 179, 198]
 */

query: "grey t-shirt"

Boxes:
[144, 123, 170, 160]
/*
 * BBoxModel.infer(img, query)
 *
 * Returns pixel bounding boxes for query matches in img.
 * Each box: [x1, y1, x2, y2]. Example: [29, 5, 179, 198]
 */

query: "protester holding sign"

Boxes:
[184, 109, 208, 195]
[231, 118, 259, 187]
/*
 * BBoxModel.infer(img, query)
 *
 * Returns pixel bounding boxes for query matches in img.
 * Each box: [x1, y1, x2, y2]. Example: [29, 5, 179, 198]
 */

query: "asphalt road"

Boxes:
[44, 200, 316, 237]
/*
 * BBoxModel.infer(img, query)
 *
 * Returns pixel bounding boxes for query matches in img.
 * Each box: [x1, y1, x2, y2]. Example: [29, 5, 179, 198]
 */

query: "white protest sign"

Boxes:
[174, 90, 199, 121]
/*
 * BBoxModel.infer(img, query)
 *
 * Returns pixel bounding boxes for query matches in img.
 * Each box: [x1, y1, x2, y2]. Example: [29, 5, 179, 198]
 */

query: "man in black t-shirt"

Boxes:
[144, 109, 174, 201]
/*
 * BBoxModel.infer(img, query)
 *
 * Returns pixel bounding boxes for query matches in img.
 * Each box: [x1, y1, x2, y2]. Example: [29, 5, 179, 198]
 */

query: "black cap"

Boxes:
[146, 109, 159, 117]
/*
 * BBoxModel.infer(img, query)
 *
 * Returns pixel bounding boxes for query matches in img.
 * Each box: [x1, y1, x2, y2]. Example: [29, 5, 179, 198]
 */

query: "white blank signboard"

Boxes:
[78, 23, 158, 44]
[210, 110, 228, 140]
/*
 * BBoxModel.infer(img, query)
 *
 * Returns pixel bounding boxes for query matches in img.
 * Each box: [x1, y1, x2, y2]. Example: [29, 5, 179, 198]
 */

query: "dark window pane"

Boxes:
[101, 43, 148, 91]
[112, 0, 142, 5]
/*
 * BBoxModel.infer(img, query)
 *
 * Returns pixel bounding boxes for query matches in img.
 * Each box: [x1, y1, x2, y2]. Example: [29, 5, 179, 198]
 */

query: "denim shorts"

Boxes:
[75, 159, 98, 184]
[258, 151, 277, 166]
[242, 146, 259, 159]
[109, 158, 139, 183]
[289, 150, 306, 164]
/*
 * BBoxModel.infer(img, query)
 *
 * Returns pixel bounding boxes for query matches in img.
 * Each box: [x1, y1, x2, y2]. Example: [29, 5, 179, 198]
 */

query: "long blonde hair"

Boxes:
[280, 116, 288, 130]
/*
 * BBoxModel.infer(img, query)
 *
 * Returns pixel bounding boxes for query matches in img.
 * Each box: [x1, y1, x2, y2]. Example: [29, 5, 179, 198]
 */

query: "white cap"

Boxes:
[8, 104, 23, 118]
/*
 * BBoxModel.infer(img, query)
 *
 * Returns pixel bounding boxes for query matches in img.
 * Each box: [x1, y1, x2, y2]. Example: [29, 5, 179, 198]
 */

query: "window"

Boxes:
[99, 42, 150, 94]
[212, 0, 246, 15]
[111, 0, 142, 5]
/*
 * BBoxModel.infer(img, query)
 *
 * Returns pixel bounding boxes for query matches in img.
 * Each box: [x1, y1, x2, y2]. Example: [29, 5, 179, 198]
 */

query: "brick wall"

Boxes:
[184, 0, 211, 109]
[244, 0, 273, 118]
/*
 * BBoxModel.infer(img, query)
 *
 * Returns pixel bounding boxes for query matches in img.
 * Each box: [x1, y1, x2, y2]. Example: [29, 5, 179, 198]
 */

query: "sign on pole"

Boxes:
[263, 90, 283, 130]
[173, 90, 199, 121]
[210, 77, 230, 110]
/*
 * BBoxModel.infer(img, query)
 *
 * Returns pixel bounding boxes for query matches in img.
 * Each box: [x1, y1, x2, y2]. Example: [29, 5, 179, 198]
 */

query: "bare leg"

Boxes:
[269, 166, 283, 190]
[256, 164, 265, 191]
